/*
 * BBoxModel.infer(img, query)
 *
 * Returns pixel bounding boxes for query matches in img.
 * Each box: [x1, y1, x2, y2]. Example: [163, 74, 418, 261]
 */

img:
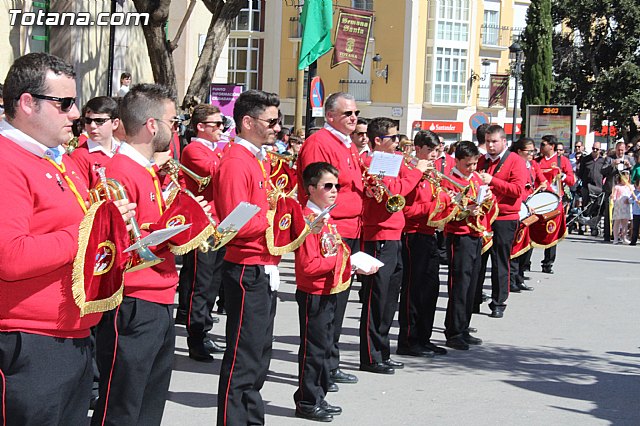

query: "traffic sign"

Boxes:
[469, 112, 490, 131]
[309, 77, 325, 109]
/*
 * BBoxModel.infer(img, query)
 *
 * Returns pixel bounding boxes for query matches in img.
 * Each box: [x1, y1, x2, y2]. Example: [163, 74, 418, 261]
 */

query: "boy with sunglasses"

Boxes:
[175, 103, 227, 361]
[70, 96, 121, 187]
[359, 117, 430, 374]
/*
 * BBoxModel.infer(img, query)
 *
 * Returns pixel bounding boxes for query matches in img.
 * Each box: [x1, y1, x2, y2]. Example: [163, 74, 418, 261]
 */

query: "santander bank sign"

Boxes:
[412, 121, 463, 134]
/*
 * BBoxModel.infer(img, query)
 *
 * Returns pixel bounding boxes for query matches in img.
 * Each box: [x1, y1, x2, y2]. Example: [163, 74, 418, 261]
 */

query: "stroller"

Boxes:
[567, 183, 606, 236]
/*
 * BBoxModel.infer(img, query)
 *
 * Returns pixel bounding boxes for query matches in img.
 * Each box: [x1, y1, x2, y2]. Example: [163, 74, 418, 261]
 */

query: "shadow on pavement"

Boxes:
[167, 390, 217, 408]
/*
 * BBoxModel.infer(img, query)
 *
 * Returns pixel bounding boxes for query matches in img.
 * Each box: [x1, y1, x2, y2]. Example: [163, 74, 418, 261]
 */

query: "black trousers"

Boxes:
[445, 234, 482, 339]
[398, 232, 440, 349]
[294, 291, 336, 409]
[631, 215, 640, 244]
[217, 262, 277, 426]
[509, 248, 531, 287]
[177, 244, 225, 349]
[542, 246, 556, 269]
[603, 191, 612, 241]
[329, 237, 359, 371]
[360, 240, 402, 365]
[485, 219, 518, 310]
[92, 297, 175, 426]
[0, 332, 92, 426]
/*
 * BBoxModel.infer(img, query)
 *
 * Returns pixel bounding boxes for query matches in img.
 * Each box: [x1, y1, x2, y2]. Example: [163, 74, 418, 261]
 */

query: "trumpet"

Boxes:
[267, 150, 297, 165]
[162, 158, 211, 193]
[90, 168, 164, 272]
[363, 170, 406, 213]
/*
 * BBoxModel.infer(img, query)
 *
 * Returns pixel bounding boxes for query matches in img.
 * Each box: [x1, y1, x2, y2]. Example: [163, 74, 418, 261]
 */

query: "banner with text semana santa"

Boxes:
[330, 8, 374, 74]
[488, 74, 510, 108]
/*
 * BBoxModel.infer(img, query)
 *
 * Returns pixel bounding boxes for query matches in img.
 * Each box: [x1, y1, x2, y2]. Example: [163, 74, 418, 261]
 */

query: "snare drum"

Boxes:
[526, 191, 560, 216]
[519, 201, 539, 226]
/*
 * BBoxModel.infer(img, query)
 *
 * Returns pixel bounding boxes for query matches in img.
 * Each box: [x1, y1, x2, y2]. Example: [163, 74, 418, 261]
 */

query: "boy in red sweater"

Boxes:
[294, 162, 374, 422]
[359, 117, 430, 374]
[443, 141, 494, 350]
[70, 96, 121, 187]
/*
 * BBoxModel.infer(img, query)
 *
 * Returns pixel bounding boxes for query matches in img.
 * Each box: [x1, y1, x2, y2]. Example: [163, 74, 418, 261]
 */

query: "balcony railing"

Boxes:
[289, 16, 302, 39]
[339, 79, 371, 102]
[480, 24, 523, 48]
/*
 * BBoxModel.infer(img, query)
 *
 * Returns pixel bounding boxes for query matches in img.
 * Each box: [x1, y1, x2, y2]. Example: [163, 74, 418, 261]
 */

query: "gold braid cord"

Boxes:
[265, 183, 310, 256]
[427, 187, 458, 228]
[72, 200, 124, 317]
[530, 228, 567, 249]
[168, 223, 216, 255]
[330, 240, 352, 294]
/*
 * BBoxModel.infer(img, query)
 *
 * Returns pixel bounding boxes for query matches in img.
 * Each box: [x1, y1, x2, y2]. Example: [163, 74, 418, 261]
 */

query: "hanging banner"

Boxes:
[330, 8, 374, 74]
[209, 84, 243, 146]
[488, 74, 510, 108]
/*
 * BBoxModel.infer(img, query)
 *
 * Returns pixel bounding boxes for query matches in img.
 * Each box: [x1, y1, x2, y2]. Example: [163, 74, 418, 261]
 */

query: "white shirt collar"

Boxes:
[359, 144, 370, 154]
[544, 152, 558, 161]
[235, 136, 266, 160]
[0, 119, 65, 163]
[87, 137, 120, 157]
[323, 123, 351, 148]
[487, 147, 508, 162]
[117, 142, 153, 168]
[306, 200, 331, 219]
[191, 137, 218, 152]
[451, 167, 472, 181]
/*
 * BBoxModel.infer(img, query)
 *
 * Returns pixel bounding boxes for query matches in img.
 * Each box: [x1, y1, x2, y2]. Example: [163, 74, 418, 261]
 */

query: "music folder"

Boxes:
[368, 152, 403, 177]
[124, 224, 192, 253]
[218, 202, 261, 233]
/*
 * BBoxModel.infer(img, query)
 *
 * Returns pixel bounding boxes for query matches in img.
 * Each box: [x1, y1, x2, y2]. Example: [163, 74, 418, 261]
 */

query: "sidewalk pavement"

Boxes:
[163, 235, 640, 425]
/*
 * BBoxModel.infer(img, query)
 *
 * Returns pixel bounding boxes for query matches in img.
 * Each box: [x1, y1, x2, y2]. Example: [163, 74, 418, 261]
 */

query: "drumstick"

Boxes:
[529, 200, 559, 214]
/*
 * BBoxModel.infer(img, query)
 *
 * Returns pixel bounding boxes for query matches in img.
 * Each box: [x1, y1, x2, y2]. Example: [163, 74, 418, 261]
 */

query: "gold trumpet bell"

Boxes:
[127, 247, 165, 272]
[386, 194, 406, 213]
[211, 227, 239, 251]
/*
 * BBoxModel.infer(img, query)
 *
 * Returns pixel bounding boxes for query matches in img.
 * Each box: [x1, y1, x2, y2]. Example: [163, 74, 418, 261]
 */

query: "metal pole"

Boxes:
[106, 0, 117, 96]
[295, 67, 304, 132]
[305, 61, 318, 135]
[512, 56, 520, 143]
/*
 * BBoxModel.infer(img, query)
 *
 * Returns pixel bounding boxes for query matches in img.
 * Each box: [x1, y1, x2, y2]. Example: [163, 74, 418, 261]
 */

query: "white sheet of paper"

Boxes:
[350, 251, 384, 274]
[476, 185, 489, 204]
[217, 202, 261, 233]
[368, 152, 402, 177]
[124, 224, 192, 253]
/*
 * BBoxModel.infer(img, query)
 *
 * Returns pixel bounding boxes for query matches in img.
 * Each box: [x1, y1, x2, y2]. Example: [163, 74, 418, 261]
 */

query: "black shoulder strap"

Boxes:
[483, 151, 511, 175]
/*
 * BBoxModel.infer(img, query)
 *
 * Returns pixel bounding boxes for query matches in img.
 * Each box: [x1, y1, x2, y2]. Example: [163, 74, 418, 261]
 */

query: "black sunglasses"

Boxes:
[252, 116, 281, 128]
[342, 110, 360, 117]
[154, 117, 181, 130]
[27, 93, 76, 112]
[319, 182, 341, 191]
[380, 134, 399, 142]
[201, 121, 225, 128]
[83, 117, 112, 126]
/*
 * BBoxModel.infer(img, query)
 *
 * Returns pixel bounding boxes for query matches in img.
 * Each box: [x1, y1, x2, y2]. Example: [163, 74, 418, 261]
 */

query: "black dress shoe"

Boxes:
[489, 310, 504, 319]
[295, 404, 333, 422]
[517, 283, 534, 291]
[383, 358, 404, 369]
[445, 338, 469, 351]
[204, 339, 226, 354]
[462, 333, 483, 345]
[541, 267, 554, 274]
[188, 347, 214, 362]
[360, 362, 395, 374]
[509, 285, 521, 293]
[326, 382, 339, 393]
[320, 400, 342, 415]
[397, 346, 435, 358]
[329, 368, 358, 384]
[523, 275, 531, 281]
[422, 342, 447, 355]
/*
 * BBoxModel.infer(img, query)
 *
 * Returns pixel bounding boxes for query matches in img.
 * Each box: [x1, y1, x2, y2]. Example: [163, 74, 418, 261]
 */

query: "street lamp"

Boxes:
[509, 42, 523, 143]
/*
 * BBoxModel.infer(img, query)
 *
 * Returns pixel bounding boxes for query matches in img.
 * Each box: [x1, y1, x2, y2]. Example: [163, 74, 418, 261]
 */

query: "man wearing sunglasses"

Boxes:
[297, 91, 364, 388]
[213, 89, 283, 425]
[175, 103, 227, 362]
[350, 117, 370, 160]
[92, 84, 186, 425]
[0, 53, 135, 425]
[69, 96, 121, 188]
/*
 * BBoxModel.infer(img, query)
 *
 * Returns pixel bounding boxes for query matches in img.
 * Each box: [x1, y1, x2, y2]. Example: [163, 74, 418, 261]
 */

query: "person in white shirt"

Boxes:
[116, 72, 131, 97]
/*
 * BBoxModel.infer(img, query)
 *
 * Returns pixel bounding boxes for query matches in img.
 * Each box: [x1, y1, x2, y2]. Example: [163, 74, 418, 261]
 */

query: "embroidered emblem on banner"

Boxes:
[516, 229, 524, 244]
[546, 220, 556, 234]
[279, 213, 292, 231]
[167, 215, 186, 228]
[94, 241, 116, 275]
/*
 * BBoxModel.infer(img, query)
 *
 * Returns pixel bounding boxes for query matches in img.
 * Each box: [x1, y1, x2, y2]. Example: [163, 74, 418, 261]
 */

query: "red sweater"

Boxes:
[213, 142, 280, 265]
[105, 153, 178, 304]
[295, 206, 351, 295]
[477, 152, 528, 220]
[180, 139, 223, 222]
[536, 154, 575, 197]
[403, 179, 437, 235]
[525, 160, 549, 199]
[0, 136, 101, 338]
[69, 140, 117, 188]
[443, 172, 485, 237]
[297, 128, 364, 239]
[362, 161, 423, 241]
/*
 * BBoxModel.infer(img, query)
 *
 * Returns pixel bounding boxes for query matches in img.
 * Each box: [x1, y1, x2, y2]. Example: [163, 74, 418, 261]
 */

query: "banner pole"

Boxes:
[305, 61, 318, 135]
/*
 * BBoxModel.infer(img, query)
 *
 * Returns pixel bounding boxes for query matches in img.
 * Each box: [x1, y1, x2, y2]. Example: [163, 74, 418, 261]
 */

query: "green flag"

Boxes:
[298, 0, 333, 70]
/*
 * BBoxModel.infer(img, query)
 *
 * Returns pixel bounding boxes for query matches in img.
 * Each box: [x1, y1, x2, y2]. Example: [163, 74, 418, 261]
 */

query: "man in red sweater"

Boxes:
[213, 90, 283, 426]
[175, 103, 227, 361]
[0, 53, 133, 425]
[296, 92, 364, 386]
[477, 125, 528, 319]
[360, 117, 429, 374]
[92, 84, 182, 425]
[70, 96, 121, 187]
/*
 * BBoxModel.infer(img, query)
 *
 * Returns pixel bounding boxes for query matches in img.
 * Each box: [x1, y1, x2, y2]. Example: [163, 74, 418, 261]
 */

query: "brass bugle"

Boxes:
[163, 158, 211, 193]
[267, 150, 297, 164]
[89, 176, 164, 272]
[363, 169, 406, 213]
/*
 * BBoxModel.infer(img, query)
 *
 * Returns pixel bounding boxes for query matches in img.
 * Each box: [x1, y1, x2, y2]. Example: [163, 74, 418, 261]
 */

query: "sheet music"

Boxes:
[124, 224, 192, 253]
[218, 202, 261, 232]
[476, 185, 489, 204]
[350, 251, 384, 274]
[368, 152, 402, 177]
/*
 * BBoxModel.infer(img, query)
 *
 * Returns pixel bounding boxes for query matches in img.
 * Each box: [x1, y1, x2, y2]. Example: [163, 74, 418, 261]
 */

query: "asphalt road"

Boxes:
[163, 235, 640, 425]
